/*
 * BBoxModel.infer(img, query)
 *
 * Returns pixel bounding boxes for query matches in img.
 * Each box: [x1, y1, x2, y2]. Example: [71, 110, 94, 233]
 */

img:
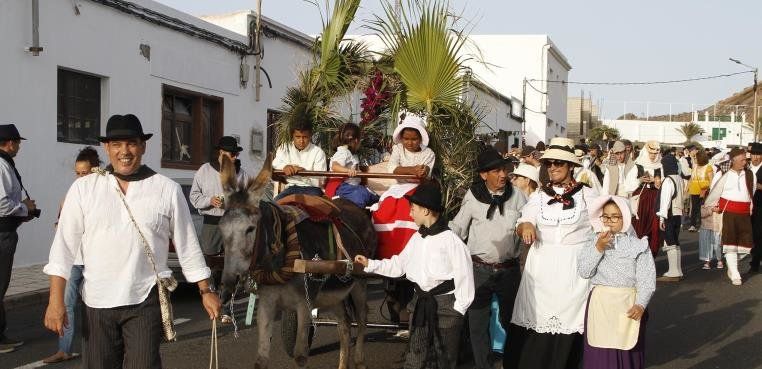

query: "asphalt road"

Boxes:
[3, 231, 762, 369]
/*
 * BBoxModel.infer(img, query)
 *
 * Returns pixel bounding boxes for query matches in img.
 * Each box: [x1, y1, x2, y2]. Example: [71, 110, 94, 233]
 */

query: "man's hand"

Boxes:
[201, 293, 222, 320]
[44, 301, 68, 337]
[517, 222, 537, 246]
[659, 218, 666, 231]
[210, 196, 223, 209]
[626, 304, 645, 321]
[23, 198, 36, 213]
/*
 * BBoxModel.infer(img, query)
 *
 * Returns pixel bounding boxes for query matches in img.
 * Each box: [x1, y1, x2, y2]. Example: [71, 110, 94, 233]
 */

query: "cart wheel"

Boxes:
[281, 310, 315, 358]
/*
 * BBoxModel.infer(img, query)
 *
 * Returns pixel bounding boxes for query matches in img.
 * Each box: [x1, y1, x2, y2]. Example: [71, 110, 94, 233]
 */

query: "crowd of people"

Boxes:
[0, 112, 760, 369]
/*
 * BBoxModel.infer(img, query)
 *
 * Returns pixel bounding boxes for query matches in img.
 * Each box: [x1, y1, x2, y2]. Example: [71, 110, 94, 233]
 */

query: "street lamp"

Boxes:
[729, 58, 759, 142]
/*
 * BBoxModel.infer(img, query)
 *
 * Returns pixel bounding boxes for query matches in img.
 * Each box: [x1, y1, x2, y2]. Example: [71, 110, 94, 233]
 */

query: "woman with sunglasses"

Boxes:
[190, 136, 250, 258]
[504, 137, 597, 369]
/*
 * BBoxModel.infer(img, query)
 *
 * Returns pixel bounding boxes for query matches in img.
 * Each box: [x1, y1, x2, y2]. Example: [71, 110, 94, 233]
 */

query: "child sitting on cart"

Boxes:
[355, 181, 474, 369]
[330, 122, 380, 208]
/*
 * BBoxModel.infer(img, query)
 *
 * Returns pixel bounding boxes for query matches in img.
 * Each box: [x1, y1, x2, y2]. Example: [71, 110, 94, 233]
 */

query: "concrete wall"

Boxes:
[604, 119, 754, 148]
[0, 0, 312, 266]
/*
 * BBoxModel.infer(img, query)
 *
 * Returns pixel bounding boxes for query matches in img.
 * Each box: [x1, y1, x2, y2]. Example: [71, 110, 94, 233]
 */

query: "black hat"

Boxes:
[661, 153, 679, 176]
[215, 136, 243, 153]
[0, 124, 25, 141]
[404, 181, 444, 213]
[98, 114, 152, 142]
[750, 142, 762, 155]
[477, 147, 507, 172]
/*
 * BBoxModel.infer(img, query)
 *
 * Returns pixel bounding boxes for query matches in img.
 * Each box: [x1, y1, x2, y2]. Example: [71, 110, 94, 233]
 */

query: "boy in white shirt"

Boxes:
[356, 182, 474, 369]
[272, 120, 327, 200]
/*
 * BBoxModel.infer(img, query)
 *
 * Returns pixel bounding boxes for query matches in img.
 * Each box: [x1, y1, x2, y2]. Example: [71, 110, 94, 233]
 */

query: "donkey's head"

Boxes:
[218, 155, 272, 302]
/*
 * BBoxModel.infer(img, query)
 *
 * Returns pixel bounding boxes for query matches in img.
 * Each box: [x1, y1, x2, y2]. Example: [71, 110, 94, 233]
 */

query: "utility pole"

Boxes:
[522, 78, 527, 148]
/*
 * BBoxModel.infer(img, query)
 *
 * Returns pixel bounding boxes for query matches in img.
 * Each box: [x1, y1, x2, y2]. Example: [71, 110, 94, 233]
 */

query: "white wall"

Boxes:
[466, 85, 523, 138]
[0, 0, 312, 267]
[464, 35, 572, 146]
[604, 119, 754, 148]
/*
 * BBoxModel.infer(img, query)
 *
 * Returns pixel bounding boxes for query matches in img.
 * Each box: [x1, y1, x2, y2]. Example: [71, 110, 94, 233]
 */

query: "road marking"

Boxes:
[173, 318, 191, 325]
[13, 360, 47, 369]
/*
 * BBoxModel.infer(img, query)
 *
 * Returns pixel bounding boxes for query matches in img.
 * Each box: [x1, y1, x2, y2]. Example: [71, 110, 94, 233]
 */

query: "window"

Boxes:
[57, 68, 101, 144]
[161, 86, 223, 169]
[266, 109, 282, 154]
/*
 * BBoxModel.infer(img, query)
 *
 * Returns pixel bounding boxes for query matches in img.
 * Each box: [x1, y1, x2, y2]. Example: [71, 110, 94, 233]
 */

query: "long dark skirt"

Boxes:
[582, 294, 648, 369]
[503, 323, 583, 369]
[632, 186, 661, 256]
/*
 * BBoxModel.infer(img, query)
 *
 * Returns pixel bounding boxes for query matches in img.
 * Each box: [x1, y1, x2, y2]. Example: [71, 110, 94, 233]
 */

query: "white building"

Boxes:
[604, 119, 754, 148]
[0, 0, 313, 267]
[464, 35, 572, 146]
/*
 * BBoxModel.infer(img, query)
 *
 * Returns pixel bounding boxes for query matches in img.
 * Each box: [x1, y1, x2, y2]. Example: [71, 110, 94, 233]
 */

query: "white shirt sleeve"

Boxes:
[656, 178, 675, 219]
[365, 239, 411, 278]
[450, 235, 475, 315]
[449, 191, 474, 240]
[601, 167, 611, 196]
[189, 167, 212, 210]
[330, 147, 353, 168]
[271, 144, 288, 170]
[0, 166, 27, 217]
[387, 145, 402, 173]
[517, 191, 541, 226]
[421, 148, 436, 177]
[43, 182, 84, 280]
[169, 183, 211, 282]
[623, 166, 641, 194]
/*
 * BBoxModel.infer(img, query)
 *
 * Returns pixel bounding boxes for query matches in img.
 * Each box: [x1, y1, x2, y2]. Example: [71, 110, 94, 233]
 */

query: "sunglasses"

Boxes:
[544, 160, 569, 168]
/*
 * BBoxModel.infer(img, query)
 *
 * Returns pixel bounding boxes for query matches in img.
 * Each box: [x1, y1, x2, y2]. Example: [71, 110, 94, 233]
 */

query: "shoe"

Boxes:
[394, 330, 410, 339]
[702, 262, 711, 270]
[688, 226, 697, 232]
[0, 337, 23, 348]
[732, 278, 743, 286]
[0, 344, 14, 354]
[717, 261, 724, 269]
[43, 351, 78, 363]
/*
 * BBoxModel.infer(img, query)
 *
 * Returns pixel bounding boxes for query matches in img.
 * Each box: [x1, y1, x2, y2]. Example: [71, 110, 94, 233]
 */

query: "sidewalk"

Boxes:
[4, 264, 49, 309]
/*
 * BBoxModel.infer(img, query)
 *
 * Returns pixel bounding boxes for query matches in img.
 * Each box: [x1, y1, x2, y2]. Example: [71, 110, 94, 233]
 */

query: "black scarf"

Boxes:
[542, 180, 586, 210]
[209, 158, 242, 174]
[0, 150, 22, 187]
[470, 180, 513, 220]
[417, 217, 450, 238]
[106, 164, 157, 182]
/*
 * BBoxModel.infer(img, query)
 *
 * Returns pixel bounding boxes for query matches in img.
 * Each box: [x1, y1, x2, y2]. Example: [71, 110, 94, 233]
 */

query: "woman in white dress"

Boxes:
[505, 137, 598, 369]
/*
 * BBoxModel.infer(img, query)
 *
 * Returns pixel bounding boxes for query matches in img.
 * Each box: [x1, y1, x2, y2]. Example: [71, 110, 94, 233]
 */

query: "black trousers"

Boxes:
[468, 264, 521, 369]
[404, 294, 463, 369]
[83, 287, 163, 369]
[0, 231, 18, 338]
[689, 195, 703, 228]
[660, 215, 682, 246]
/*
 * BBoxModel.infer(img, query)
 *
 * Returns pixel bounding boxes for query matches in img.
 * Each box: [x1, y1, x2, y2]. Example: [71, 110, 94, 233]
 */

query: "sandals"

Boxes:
[717, 261, 724, 269]
[42, 351, 78, 364]
[702, 262, 711, 270]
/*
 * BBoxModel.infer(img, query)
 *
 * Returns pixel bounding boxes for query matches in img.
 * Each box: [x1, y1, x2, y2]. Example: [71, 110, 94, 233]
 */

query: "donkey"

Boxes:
[218, 157, 376, 369]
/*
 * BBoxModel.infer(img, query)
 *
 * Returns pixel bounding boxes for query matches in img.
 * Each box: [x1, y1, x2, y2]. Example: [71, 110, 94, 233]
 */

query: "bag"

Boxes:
[115, 185, 178, 342]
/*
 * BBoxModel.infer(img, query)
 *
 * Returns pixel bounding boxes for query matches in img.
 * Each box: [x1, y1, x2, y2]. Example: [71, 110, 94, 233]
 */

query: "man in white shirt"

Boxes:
[747, 143, 762, 272]
[43, 114, 221, 368]
[272, 120, 327, 200]
[0, 124, 37, 353]
[704, 148, 754, 286]
[656, 153, 685, 282]
[601, 141, 640, 197]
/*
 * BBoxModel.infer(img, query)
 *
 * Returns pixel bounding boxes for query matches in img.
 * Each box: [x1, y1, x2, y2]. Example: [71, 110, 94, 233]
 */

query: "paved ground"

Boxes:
[3, 231, 762, 369]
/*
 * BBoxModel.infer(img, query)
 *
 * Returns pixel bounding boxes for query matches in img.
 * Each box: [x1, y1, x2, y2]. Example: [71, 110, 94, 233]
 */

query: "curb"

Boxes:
[5, 288, 49, 310]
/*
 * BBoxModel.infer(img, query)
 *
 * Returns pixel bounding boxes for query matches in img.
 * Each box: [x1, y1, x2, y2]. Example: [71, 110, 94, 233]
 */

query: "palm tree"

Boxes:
[676, 122, 705, 143]
[589, 126, 620, 142]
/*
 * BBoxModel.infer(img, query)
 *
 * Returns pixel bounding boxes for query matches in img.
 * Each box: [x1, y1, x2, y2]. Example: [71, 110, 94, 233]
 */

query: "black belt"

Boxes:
[203, 215, 222, 225]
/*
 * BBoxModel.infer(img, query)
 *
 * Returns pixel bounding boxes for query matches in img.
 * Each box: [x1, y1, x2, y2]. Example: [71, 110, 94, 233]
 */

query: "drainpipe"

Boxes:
[255, 0, 262, 102]
[27, 0, 44, 55]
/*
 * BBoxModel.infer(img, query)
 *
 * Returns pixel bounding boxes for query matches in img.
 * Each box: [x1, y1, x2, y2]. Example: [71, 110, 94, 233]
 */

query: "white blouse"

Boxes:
[388, 144, 436, 183]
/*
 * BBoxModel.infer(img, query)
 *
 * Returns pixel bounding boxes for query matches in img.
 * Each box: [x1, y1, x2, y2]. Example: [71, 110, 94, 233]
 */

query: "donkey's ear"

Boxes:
[220, 155, 238, 192]
[247, 153, 273, 201]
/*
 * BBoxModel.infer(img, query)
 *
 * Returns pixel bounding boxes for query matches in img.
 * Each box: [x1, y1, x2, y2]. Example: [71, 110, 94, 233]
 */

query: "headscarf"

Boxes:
[588, 195, 633, 233]
[634, 141, 662, 171]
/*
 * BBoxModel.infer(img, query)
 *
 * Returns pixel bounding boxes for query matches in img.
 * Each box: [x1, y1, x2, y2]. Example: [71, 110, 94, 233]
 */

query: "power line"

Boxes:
[529, 70, 753, 86]
[525, 80, 547, 94]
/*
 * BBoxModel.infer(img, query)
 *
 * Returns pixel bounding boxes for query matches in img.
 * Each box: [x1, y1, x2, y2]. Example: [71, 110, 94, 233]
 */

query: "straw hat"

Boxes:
[512, 163, 540, 183]
[610, 141, 626, 153]
[540, 137, 581, 166]
[392, 113, 429, 147]
[644, 140, 660, 154]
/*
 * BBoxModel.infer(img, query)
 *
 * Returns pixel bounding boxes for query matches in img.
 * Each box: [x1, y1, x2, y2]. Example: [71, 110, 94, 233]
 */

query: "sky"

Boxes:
[154, 0, 761, 119]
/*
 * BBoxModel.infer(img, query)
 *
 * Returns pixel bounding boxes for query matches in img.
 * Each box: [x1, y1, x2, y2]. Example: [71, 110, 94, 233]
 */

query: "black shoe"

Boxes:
[0, 337, 24, 348]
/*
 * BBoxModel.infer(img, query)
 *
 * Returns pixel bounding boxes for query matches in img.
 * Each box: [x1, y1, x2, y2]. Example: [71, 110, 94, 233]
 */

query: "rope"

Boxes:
[209, 319, 218, 369]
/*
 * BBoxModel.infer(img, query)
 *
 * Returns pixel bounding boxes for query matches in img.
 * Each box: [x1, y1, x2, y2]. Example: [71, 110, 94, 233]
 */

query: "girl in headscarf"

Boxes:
[631, 141, 663, 256]
[578, 196, 656, 369]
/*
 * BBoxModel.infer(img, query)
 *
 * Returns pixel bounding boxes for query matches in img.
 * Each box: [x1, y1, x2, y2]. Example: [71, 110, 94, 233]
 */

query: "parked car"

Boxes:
[168, 178, 224, 283]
